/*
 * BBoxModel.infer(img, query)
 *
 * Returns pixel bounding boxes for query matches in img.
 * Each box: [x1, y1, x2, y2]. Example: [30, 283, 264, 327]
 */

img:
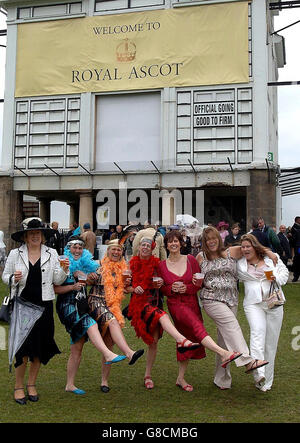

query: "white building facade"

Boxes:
[0, 0, 285, 246]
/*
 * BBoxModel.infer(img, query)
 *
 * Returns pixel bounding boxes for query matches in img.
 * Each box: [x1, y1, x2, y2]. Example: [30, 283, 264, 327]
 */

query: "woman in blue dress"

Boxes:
[55, 236, 126, 395]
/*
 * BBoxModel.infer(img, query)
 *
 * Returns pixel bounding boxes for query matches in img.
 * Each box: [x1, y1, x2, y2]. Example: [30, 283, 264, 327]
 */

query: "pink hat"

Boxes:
[216, 221, 229, 230]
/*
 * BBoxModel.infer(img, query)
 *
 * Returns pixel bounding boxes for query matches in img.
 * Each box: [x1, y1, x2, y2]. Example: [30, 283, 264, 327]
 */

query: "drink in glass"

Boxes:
[193, 272, 204, 287]
[59, 255, 67, 267]
[122, 269, 132, 283]
[264, 270, 273, 280]
[77, 272, 87, 284]
[152, 276, 162, 289]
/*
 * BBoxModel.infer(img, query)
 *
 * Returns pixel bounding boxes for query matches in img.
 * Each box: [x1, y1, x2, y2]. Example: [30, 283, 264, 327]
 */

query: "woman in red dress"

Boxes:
[127, 237, 200, 390]
[158, 230, 241, 392]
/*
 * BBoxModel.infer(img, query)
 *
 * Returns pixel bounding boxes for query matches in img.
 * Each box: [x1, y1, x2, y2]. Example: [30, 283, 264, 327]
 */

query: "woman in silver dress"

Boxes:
[196, 226, 270, 390]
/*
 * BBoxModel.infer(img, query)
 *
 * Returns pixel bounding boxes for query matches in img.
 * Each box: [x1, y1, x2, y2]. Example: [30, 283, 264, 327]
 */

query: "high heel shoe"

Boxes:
[14, 388, 26, 405]
[26, 384, 39, 402]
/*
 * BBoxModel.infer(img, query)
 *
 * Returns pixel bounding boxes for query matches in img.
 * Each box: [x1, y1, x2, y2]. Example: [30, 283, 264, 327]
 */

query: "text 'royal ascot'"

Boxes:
[71, 63, 184, 83]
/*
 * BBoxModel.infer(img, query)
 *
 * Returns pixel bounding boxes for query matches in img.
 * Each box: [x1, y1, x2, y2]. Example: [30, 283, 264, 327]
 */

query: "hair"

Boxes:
[201, 226, 224, 260]
[240, 233, 266, 260]
[231, 223, 240, 230]
[164, 230, 184, 250]
[251, 218, 260, 229]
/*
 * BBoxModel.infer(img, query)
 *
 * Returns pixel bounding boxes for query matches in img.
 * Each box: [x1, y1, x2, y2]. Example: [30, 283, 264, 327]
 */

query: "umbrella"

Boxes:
[8, 297, 44, 372]
[176, 214, 199, 226]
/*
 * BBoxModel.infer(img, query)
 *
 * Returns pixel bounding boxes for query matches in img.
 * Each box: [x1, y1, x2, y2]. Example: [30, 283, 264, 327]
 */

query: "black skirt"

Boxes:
[15, 259, 60, 368]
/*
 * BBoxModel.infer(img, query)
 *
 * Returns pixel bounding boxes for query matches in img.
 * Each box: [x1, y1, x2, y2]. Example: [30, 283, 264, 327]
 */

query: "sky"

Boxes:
[0, 7, 300, 229]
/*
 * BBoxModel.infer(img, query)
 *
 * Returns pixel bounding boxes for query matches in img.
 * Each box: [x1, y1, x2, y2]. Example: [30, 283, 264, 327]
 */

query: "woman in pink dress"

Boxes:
[216, 221, 230, 244]
[158, 230, 242, 392]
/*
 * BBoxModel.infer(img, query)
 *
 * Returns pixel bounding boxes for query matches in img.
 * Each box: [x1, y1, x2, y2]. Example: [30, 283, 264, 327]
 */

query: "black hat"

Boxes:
[11, 218, 54, 243]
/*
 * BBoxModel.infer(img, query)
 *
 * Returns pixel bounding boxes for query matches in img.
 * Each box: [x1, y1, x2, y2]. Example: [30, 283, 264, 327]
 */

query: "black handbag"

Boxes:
[0, 275, 14, 323]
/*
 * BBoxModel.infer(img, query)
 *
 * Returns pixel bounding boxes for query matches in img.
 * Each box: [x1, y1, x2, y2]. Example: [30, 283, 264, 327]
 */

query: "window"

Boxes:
[17, 2, 82, 20]
[95, 92, 161, 172]
[95, 0, 164, 13]
[14, 97, 80, 169]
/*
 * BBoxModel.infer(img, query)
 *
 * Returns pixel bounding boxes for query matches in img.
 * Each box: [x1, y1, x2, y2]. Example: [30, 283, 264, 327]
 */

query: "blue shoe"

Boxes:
[105, 355, 126, 365]
[66, 388, 86, 395]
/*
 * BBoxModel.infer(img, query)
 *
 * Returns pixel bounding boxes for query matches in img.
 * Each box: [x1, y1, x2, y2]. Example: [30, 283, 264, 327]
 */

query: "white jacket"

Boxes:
[2, 244, 67, 301]
[237, 255, 289, 307]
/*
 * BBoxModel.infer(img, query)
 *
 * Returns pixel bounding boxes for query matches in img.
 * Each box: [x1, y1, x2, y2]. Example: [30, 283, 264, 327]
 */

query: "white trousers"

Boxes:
[244, 302, 283, 389]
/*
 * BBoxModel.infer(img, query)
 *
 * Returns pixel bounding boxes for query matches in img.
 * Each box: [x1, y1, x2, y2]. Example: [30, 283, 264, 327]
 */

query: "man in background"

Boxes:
[47, 221, 63, 255]
[277, 225, 292, 267]
[290, 216, 300, 282]
[257, 217, 283, 255]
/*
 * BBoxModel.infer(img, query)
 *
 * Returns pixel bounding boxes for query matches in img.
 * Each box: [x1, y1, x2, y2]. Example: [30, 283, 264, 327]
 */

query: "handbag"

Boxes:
[266, 280, 285, 309]
[0, 275, 14, 323]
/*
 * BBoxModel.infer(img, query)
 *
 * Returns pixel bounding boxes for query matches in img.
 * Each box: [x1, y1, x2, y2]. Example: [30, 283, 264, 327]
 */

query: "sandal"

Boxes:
[245, 359, 269, 374]
[144, 376, 154, 390]
[221, 352, 242, 368]
[177, 339, 200, 354]
[176, 382, 193, 392]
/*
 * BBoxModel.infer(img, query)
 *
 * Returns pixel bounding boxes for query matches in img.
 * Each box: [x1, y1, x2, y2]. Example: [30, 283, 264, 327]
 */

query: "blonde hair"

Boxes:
[201, 226, 224, 260]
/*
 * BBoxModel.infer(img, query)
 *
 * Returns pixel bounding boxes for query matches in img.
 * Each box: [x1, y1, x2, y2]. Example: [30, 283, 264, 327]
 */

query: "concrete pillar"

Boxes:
[0, 176, 23, 253]
[78, 192, 93, 230]
[39, 198, 51, 224]
[246, 169, 277, 231]
[67, 202, 77, 226]
[162, 193, 175, 226]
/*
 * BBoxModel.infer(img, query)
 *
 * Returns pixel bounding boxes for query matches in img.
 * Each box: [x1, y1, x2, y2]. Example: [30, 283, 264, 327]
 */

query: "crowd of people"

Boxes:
[1, 214, 298, 405]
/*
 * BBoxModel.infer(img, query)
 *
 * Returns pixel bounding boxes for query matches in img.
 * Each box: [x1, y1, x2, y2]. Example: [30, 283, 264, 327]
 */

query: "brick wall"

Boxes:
[0, 176, 24, 253]
[246, 169, 277, 231]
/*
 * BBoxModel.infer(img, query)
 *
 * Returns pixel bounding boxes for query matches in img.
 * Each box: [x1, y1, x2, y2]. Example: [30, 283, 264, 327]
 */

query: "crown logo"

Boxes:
[116, 38, 136, 62]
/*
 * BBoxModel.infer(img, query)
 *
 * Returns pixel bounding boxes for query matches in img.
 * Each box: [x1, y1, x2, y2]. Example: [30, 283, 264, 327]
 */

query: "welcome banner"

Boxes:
[15, 2, 249, 97]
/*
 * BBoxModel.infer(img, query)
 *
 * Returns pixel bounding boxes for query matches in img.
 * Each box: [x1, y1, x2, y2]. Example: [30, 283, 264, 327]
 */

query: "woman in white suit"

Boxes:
[237, 234, 289, 392]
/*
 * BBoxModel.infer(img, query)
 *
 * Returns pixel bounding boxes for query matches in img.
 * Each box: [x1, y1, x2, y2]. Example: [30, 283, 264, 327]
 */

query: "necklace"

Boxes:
[249, 261, 260, 269]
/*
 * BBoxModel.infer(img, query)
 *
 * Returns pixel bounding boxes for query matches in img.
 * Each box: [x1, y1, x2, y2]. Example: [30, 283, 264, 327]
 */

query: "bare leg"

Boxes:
[159, 314, 198, 346]
[144, 328, 159, 389]
[176, 360, 193, 392]
[101, 332, 113, 388]
[14, 356, 28, 400]
[87, 323, 121, 362]
[108, 319, 136, 360]
[201, 335, 240, 363]
[27, 357, 41, 396]
[65, 338, 85, 392]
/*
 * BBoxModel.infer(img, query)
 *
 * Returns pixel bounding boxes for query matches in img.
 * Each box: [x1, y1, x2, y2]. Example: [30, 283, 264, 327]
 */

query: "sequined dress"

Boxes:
[88, 275, 115, 337]
[199, 251, 239, 307]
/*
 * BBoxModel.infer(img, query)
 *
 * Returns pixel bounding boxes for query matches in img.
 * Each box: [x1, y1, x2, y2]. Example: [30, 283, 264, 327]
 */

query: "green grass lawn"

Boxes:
[0, 281, 299, 423]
